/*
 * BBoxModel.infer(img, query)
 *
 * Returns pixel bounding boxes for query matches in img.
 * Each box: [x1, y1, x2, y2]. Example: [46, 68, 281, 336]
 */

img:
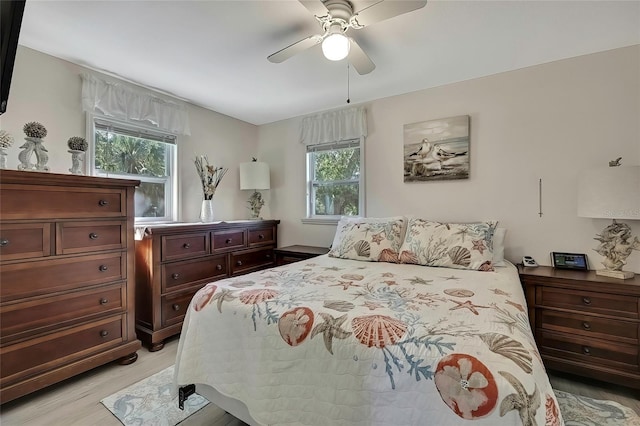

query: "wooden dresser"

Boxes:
[135, 220, 279, 351]
[0, 170, 141, 403]
[275, 245, 330, 265]
[520, 266, 640, 389]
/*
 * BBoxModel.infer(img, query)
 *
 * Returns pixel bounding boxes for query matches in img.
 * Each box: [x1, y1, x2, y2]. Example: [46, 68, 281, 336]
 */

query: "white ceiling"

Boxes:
[18, 0, 640, 126]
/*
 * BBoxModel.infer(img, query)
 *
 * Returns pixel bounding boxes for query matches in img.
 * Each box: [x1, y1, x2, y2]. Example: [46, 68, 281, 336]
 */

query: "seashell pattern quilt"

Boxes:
[174, 255, 563, 426]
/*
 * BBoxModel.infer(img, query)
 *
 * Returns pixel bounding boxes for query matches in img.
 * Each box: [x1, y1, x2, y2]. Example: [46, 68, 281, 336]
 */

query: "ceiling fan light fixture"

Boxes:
[322, 32, 350, 61]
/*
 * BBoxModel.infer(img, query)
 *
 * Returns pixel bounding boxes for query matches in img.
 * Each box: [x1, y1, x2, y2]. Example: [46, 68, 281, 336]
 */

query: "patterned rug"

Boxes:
[101, 366, 639, 426]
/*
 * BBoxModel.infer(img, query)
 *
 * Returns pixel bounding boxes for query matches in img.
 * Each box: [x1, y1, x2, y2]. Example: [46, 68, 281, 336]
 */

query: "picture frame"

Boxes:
[551, 252, 589, 271]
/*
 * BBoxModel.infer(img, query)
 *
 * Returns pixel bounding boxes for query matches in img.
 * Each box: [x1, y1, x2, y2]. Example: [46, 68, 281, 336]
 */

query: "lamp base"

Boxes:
[595, 269, 635, 279]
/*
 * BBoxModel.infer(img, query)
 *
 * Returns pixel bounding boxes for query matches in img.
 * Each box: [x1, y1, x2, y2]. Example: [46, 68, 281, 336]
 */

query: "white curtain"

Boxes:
[299, 106, 367, 146]
[81, 74, 191, 136]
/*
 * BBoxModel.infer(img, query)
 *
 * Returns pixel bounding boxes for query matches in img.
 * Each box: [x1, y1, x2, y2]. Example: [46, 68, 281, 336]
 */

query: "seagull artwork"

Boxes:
[408, 138, 467, 170]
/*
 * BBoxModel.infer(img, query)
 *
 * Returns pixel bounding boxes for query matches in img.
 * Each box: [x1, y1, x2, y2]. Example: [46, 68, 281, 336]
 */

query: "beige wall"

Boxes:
[0, 46, 259, 222]
[259, 45, 640, 271]
[3, 45, 639, 271]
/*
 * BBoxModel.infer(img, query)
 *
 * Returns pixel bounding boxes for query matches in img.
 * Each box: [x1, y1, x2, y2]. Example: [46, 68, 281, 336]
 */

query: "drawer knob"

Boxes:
[89, 232, 99, 240]
[100, 330, 109, 337]
[172, 303, 180, 311]
[99, 264, 109, 272]
[582, 321, 591, 330]
[0, 238, 8, 247]
[236, 260, 243, 266]
[100, 298, 108, 305]
[98, 199, 109, 207]
[216, 264, 222, 270]
[582, 346, 591, 355]
[183, 243, 191, 249]
[226, 238, 232, 244]
[258, 234, 264, 239]
[172, 273, 180, 280]
[582, 296, 592, 305]
[266, 253, 271, 259]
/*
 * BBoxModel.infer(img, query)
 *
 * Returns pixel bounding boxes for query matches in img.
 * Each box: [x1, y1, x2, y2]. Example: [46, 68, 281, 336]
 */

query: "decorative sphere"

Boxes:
[0, 130, 14, 148]
[67, 136, 88, 151]
[23, 122, 48, 138]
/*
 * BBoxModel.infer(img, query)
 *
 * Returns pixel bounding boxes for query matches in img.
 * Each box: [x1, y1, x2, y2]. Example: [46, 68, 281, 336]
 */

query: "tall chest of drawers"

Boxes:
[520, 266, 640, 389]
[135, 220, 279, 351]
[0, 170, 141, 403]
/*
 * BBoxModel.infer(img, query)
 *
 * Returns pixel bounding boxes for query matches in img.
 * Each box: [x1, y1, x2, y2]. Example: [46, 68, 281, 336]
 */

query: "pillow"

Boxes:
[398, 218, 498, 271]
[491, 227, 507, 267]
[328, 216, 406, 263]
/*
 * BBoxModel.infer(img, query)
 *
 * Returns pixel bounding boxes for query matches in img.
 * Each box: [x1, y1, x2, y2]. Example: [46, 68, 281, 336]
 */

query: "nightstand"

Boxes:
[274, 245, 330, 266]
[519, 266, 640, 389]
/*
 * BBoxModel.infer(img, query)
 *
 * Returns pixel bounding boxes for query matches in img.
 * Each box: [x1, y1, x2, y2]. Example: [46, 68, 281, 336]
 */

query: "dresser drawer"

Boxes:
[212, 229, 246, 252]
[161, 233, 209, 261]
[0, 315, 124, 385]
[231, 247, 274, 275]
[538, 309, 638, 344]
[248, 227, 275, 246]
[0, 253, 125, 302]
[538, 287, 638, 319]
[0, 185, 125, 220]
[0, 223, 51, 261]
[538, 330, 639, 371]
[57, 221, 126, 255]
[161, 289, 199, 327]
[1, 284, 124, 340]
[162, 255, 227, 293]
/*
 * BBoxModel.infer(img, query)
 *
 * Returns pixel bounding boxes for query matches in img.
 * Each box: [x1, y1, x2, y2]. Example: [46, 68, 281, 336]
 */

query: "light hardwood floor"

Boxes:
[1, 336, 638, 425]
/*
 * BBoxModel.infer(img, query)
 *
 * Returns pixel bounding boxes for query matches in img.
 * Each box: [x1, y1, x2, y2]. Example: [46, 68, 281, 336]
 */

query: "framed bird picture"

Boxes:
[403, 115, 470, 182]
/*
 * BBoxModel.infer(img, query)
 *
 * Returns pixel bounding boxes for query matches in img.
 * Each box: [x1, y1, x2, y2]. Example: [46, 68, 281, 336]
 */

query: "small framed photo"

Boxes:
[551, 252, 589, 271]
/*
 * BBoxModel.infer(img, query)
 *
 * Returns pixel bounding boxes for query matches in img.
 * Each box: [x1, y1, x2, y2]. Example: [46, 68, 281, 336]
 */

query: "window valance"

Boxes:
[81, 74, 191, 136]
[299, 106, 367, 146]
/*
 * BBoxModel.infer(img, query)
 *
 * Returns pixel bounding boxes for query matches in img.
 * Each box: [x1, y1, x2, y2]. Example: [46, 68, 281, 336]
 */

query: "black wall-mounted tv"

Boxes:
[1, 0, 26, 115]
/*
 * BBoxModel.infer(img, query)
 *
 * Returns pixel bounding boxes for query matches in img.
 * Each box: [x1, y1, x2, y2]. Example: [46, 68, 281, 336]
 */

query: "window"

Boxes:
[306, 138, 364, 221]
[90, 117, 177, 222]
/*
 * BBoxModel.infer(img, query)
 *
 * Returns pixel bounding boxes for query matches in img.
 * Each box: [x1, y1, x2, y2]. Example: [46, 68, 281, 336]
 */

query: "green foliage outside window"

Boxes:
[312, 146, 360, 216]
[94, 130, 170, 218]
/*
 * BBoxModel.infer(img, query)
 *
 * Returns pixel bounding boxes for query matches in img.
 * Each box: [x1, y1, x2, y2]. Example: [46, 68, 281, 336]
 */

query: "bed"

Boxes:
[174, 217, 563, 425]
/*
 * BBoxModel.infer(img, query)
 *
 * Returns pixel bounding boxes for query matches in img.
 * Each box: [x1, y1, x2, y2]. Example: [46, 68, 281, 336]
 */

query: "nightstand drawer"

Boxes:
[538, 287, 638, 319]
[538, 309, 638, 344]
[161, 255, 227, 293]
[0, 223, 51, 261]
[57, 221, 126, 255]
[231, 247, 274, 275]
[538, 330, 638, 371]
[161, 233, 209, 261]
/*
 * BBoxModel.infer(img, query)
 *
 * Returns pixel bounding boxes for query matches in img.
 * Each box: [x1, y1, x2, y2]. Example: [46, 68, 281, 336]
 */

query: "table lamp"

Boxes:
[577, 159, 640, 279]
[240, 158, 270, 219]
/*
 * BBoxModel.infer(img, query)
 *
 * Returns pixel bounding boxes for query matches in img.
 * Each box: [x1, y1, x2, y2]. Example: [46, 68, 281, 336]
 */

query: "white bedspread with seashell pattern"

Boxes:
[174, 255, 563, 426]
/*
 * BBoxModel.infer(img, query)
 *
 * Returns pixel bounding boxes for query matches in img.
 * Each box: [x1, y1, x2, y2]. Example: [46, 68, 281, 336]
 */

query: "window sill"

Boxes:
[301, 217, 340, 226]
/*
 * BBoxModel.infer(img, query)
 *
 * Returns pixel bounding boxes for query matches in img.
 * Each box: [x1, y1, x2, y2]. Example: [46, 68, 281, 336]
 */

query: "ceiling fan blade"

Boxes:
[350, 0, 427, 28]
[268, 35, 323, 63]
[298, 0, 329, 18]
[348, 38, 375, 75]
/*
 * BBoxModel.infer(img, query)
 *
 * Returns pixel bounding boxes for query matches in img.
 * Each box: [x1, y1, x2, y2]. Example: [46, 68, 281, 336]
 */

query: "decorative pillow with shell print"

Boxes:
[328, 216, 406, 263]
[398, 218, 498, 271]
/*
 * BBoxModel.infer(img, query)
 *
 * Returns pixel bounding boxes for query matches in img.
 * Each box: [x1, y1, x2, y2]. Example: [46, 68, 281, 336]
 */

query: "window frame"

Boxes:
[86, 114, 178, 223]
[303, 137, 365, 225]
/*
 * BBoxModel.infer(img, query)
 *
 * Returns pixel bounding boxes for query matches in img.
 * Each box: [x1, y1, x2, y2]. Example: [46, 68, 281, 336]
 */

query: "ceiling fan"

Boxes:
[267, 0, 428, 75]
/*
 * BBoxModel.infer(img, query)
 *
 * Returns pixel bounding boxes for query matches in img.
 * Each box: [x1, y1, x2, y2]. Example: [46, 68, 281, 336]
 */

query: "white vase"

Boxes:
[200, 199, 215, 222]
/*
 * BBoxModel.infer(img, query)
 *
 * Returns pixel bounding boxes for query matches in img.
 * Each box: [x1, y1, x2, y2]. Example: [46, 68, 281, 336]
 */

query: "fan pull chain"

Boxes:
[346, 63, 350, 104]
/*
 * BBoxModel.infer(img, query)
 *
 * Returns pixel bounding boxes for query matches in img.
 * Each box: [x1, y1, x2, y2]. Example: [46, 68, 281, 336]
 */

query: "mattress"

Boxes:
[174, 255, 563, 425]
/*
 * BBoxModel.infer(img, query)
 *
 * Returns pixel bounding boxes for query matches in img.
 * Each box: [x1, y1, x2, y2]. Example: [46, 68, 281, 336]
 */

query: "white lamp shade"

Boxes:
[322, 33, 350, 61]
[240, 161, 270, 190]
[578, 165, 640, 220]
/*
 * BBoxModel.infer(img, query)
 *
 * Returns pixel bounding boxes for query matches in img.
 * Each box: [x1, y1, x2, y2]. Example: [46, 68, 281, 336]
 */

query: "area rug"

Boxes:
[100, 365, 209, 426]
[102, 366, 640, 426]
